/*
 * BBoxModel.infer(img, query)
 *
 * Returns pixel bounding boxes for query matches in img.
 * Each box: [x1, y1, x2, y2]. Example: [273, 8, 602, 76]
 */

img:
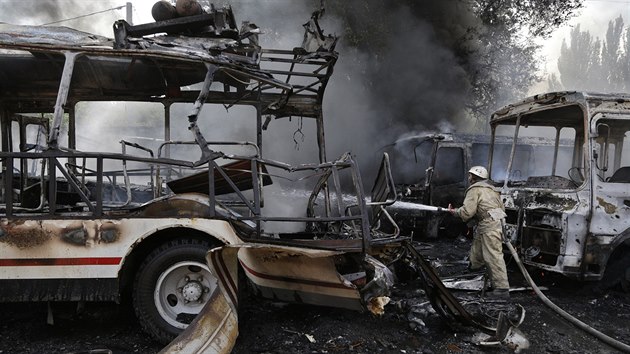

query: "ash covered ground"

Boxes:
[0, 237, 628, 354]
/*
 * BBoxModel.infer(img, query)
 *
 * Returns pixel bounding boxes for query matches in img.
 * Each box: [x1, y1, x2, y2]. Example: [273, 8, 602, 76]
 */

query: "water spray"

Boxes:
[391, 201, 447, 213]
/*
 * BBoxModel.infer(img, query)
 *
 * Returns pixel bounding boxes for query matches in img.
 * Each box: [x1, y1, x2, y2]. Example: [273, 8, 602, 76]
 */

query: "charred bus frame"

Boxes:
[0, 8, 406, 344]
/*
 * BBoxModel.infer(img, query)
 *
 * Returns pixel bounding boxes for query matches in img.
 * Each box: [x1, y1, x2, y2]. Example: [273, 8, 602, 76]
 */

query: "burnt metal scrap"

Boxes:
[403, 242, 496, 332]
[389, 242, 529, 353]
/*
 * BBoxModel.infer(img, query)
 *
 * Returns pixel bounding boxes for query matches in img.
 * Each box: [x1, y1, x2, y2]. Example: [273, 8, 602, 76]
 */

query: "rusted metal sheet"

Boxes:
[237, 244, 363, 311]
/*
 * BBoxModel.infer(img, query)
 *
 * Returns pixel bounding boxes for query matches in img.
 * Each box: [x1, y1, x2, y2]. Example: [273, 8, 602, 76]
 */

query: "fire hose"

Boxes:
[418, 202, 630, 352]
[501, 222, 630, 353]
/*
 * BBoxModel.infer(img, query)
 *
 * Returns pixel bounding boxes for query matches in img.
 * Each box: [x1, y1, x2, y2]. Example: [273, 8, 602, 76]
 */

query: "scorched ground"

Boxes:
[0, 237, 627, 354]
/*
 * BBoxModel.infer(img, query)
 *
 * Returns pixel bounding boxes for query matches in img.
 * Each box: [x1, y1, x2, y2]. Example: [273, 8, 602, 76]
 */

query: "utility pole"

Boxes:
[126, 2, 133, 25]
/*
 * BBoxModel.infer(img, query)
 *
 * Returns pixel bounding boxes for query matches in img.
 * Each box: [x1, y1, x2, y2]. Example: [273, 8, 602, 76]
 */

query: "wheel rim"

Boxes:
[154, 261, 218, 329]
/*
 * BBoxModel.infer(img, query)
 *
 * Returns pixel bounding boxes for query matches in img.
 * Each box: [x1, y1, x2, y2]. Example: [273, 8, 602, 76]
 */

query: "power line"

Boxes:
[41, 5, 126, 26]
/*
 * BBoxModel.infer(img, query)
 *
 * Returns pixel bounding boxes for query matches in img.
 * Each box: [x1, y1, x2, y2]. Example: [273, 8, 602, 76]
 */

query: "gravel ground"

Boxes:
[1, 238, 628, 354]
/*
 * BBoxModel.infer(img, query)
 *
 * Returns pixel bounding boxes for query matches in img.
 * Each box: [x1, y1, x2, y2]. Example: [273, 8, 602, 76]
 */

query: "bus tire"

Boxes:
[132, 238, 217, 344]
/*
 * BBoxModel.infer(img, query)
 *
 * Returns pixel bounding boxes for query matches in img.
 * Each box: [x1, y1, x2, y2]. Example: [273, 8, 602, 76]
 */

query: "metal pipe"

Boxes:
[189, 64, 219, 164]
[504, 114, 522, 189]
[552, 127, 561, 176]
[49, 52, 79, 148]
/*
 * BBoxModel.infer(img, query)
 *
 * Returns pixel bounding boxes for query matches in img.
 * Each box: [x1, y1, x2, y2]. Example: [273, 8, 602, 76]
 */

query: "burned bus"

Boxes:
[489, 91, 630, 291]
[0, 5, 409, 346]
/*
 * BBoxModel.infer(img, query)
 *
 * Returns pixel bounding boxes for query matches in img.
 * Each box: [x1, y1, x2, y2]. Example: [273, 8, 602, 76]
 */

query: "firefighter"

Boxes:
[448, 166, 510, 300]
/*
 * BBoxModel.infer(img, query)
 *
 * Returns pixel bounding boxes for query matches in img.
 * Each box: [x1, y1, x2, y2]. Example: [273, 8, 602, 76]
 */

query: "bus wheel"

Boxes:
[132, 238, 217, 344]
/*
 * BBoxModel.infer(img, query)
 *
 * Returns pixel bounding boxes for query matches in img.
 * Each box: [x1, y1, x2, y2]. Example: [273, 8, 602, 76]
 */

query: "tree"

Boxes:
[557, 25, 603, 90]
[619, 24, 630, 91]
[603, 16, 624, 90]
[547, 73, 563, 92]
[557, 15, 630, 92]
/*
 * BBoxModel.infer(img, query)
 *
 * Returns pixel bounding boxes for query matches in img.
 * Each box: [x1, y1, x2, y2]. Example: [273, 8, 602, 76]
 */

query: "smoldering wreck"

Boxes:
[3, 0, 630, 353]
[0, 0, 530, 352]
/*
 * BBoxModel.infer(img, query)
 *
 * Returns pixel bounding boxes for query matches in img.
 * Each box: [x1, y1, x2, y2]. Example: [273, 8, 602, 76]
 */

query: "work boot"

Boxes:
[466, 262, 485, 273]
[485, 288, 510, 301]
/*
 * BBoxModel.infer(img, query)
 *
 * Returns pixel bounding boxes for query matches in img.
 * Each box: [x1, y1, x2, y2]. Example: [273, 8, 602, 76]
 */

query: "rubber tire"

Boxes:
[132, 238, 213, 344]
[599, 252, 630, 293]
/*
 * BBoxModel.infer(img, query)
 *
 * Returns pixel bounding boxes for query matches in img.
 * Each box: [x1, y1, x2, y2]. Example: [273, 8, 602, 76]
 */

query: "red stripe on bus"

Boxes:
[239, 260, 352, 290]
[210, 251, 238, 307]
[0, 258, 122, 266]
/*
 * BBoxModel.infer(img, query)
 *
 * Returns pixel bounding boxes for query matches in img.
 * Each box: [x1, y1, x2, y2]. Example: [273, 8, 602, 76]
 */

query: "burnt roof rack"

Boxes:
[113, 6, 239, 49]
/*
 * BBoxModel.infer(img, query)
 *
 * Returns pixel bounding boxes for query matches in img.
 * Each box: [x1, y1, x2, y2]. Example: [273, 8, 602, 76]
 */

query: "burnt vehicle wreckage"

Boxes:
[487, 91, 630, 288]
[380, 92, 630, 351]
[0, 2, 526, 353]
[481, 91, 630, 352]
[385, 132, 575, 239]
[4, 0, 630, 351]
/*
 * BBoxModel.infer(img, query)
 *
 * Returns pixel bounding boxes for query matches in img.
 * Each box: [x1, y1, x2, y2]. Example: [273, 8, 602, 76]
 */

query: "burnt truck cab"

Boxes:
[490, 91, 630, 288]
[386, 133, 545, 238]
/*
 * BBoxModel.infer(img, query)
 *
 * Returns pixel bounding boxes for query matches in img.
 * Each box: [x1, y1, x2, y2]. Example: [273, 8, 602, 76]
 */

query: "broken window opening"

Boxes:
[490, 104, 585, 189]
[593, 117, 630, 183]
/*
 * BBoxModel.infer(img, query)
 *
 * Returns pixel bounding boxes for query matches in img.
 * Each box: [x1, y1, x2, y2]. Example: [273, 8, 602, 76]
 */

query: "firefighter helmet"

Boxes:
[468, 166, 488, 179]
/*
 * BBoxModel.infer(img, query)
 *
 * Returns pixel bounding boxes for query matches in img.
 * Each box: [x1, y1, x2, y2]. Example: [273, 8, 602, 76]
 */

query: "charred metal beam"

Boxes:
[349, 158, 370, 253]
[504, 114, 522, 189]
[404, 242, 482, 329]
[188, 64, 221, 165]
[48, 52, 79, 149]
[94, 159, 103, 217]
[0, 151, 194, 169]
[207, 162, 215, 217]
[316, 111, 326, 163]
[251, 158, 261, 235]
[331, 166, 344, 217]
[209, 159, 257, 215]
[237, 216, 363, 223]
[4, 157, 12, 216]
[47, 156, 56, 215]
[53, 159, 94, 213]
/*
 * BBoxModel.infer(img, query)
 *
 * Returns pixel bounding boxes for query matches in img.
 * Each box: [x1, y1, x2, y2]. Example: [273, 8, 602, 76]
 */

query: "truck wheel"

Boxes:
[133, 238, 218, 344]
[600, 251, 630, 293]
[619, 258, 630, 292]
[622, 267, 630, 293]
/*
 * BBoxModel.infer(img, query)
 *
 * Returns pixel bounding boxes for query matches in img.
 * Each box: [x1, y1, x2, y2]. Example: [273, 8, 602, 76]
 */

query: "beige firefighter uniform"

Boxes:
[454, 180, 509, 289]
